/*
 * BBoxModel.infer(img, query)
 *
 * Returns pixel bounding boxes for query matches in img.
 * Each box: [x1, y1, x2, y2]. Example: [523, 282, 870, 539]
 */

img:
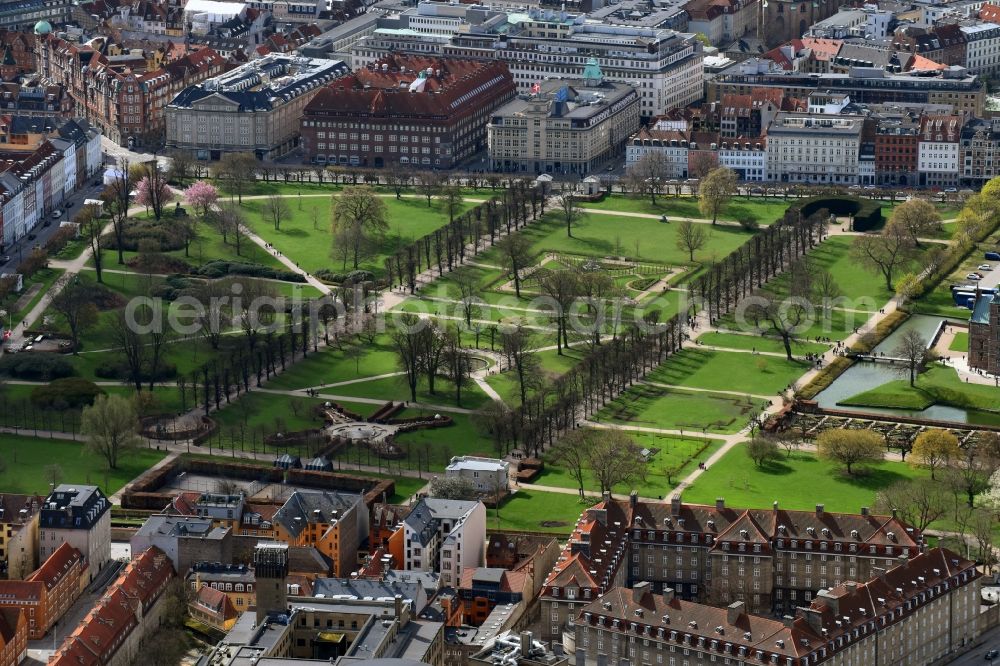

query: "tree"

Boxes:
[889, 198, 941, 247]
[473, 400, 515, 456]
[385, 162, 410, 199]
[550, 430, 591, 499]
[442, 184, 464, 224]
[453, 268, 480, 327]
[892, 328, 931, 387]
[216, 204, 246, 256]
[698, 167, 737, 224]
[747, 260, 816, 361]
[167, 149, 196, 185]
[688, 151, 718, 180]
[134, 166, 173, 221]
[81, 393, 141, 470]
[50, 283, 98, 354]
[43, 463, 63, 488]
[102, 162, 131, 266]
[812, 269, 842, 313]
[211, 152, 257, 203]
[943, 440, 1000, 507]
[557, 193, 583, 238]
[184, 180, 219, 219]
[586, 430, 647, 495]
[537, 269, 577, 354]
[850, 221, 916, 291]
[675, 219, 708, 262]
[416, 171, 443, 207]
[332, 186, 389, 270]
[500, 325, 539, 406]
[911, 429, 961, 480]
[815, 429, 884, 475]
[745, 437, 780, 467]
[110, 310, 146, 392]
[497, 233, 533, 298]
[80, 208, 106, 283]
[442, 324, 472, 406]
[874, 478, 949, 532]
[429, 475, 478, 500]
[390, 313, 424, 403]
[263, 194, 290, 231]
[624, 152, 668, 204]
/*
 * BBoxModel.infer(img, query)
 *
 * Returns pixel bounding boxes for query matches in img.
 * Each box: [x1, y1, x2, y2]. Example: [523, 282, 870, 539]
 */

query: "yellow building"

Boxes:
[0, 495, 42, 581]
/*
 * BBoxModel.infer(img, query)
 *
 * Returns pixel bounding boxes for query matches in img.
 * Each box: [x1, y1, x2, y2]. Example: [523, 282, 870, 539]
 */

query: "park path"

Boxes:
[641, 380, 777, 402]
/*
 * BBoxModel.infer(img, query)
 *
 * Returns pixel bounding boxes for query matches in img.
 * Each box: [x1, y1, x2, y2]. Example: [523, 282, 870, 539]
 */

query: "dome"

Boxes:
[33, 20, 52, 35]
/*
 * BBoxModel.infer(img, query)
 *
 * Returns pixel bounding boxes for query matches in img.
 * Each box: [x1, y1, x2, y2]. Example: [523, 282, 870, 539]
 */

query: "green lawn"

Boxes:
[594, 384, 767, 434]
[488, 489, 592, 533]
[536, 432, 724, 498]
[0, 434, 166, 494]
[683, 447, 929, 513]
[579, 195, 791, 226]
[838, 382, 936, 410]
[949, 331, 969, 352]
[322, 374, 491, 410]
[8, 268, 64, 324]
[697, 331, 829, 356]
[265, 335, 402, 390]
[243, 197, 470, 275]
[838, 364, 1000, 414]
[647, 348, 810, 395]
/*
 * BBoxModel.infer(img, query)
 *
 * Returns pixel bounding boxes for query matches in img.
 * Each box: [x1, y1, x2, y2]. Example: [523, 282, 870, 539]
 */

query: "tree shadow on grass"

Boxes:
[279, 228, 310, 238]
[756, 458, 794, 476]
[836, 466, 910, 491]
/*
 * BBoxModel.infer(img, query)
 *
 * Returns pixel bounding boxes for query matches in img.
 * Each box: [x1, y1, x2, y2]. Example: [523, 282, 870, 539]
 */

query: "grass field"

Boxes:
[489, 489, 592, 533]
[949, 331, 969, 352]
[0, 434, 166, 494]
[838, 364, 1000, 413]
[647, 348, 810, 395]
[322, 374, 490, 410]
[593, 384, 766, 434]
[683, 447, 928, 513]
[697, 331, 829, 356]
[579, 195, 791, 226]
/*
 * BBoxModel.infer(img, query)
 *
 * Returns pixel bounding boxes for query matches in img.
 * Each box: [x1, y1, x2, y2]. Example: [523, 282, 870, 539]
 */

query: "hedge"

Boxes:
[194, 261, 305, 283]
[791, 196, 883, 232]
[0, 352, 75, 380]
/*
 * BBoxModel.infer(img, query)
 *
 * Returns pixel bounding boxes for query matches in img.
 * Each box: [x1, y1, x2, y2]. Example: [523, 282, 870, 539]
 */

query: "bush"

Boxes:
[791, 196, 883, 231]
[106, 218, 187, 252]
[0, 353, 75, 380]
[193, 261, 305, 283]
[30, 377, 105, 409]
[43, 226, 77, 255]
[314, 269, 375, 284]
[737, 216, 759, 231]
[94, 360, 177, 382]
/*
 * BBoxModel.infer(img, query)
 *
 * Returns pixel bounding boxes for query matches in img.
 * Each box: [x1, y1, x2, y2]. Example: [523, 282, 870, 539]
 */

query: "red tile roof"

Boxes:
[27, 542, 83, 591]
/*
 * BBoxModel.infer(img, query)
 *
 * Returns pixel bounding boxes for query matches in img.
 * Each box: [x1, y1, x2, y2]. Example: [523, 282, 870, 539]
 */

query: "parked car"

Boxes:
[945, 187, 958, 193]
[64, 201, 73, 209]
[980, 264, 993, 271]
[51, 210, 61, 219]
[967, 273, 984, 280]
[986, 252, 1000, 261]
[985, 648, 999, 660]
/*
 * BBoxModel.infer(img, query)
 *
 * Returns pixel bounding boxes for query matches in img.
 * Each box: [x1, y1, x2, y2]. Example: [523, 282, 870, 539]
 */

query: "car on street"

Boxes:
[980, 264, 993, 271]
[51, 210, 61, 219]
[967, 273, 984, 280]
[64, 201, 73, 209]
[945, 187, 958, 193]
[985, 648, 998, 660]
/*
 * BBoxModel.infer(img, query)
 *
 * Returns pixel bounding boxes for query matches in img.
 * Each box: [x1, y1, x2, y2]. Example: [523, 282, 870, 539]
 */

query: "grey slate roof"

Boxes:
[273, 490, 363, 539]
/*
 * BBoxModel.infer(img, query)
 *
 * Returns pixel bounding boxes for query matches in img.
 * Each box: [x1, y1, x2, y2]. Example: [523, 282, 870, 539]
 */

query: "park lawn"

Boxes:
[489, 489, 592, 533]
[321, 374, 491, 410]
[715, 305, 863, 342]
[210, 392, 332, 434]
[593, 383, 768, 435]
[836, 364, 1000, 414]
[10, 267, 64, 324]
[243, 197, 470, 275]
[910, 285, 972, 319]
[697, 331, 829, 356]
[949, 331, 969, 352]
[683, 447, 929, 513]
[536, 432, 725, 499]
[0, 384, 186, 427]
[265, 335, 401, 390]
[579, 195, 790, 226]
[0, 434, 166, 495]
[391, 413, 496, 468]
[647, 348, 810, 395]
[837, 381, 936, 410]
[486, 346, 588, 405]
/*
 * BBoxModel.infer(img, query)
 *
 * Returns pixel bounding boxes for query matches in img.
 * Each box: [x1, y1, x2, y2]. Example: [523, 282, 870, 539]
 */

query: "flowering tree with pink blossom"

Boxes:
[184, 180, 219, 218]
[135, 174, 174, 220]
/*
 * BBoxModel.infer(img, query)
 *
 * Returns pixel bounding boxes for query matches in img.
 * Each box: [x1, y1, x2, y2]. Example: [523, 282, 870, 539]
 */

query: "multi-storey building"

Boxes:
[187, 561, 256, 614]
[572, 547, 980, 666]
[50, 547, 175, 666]
[300, 55, 515, 169]
[272, 490, 369, 578]
[961, 22, 1000, 76]
[39, 485, 110, 583]
[874, 112, 920, 186]
[165, 54, 348, 160]
[0, 494, 41, 580]
[350, 5, 703, 118]
[0, 542, 84, 639]
[403, 498, 486, 588]
[540, 494, 920, 642]
[39, 35, 227, 148]
[893, 24, 968, 67]
[765, 113, 867, 184]
[960, 117, 1000, 186]
[918, 113, 964, 188]
[761, 0, 838, 47]
[684, 0, 758, 47]
[0, 609, 25, 666]
[131, 515, 232, 574]
[626, 128, 690, 178]
[718, 137, 767, 181]
[969, 291, 1000, 374]
[488, 64, 640, 176]
[445, 456, 510, 495]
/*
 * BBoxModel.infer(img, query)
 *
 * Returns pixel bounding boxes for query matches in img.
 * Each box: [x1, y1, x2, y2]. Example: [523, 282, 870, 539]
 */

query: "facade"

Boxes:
[49, 546, 176, 666]
[540, 494, 921, 642]
[718, 138, 767, 181]
[918, 113, 964, 188]
[39, 485, 110, 583]
[457, 567, 528, 626]
[488, 64, 640, 175]
[762, 0, 839, 47]
[0, 609, 25, 666]
[272, 490, 369, 578]
[187, 561, 256, 614]
[969, 292, 1000, 374]
[131, 515, 232, 574]
[0, 494, 42, 580]
[300, 55, 515, 169]
[190, 584, 239, 632]
[444, 456, 509, 495]
[0, 542, 83, 639]
[766, 113, 866, 184]
[571, 547, 980, 666]
[403, 498, 486, 588]
[961, 23, 1000, 76]
[961, 117, 1000, 186]
[165, 54, 349, 160]
[626, 128, 690, 177]
[874, 114, 920, 186]
[684, 0, 759, 46]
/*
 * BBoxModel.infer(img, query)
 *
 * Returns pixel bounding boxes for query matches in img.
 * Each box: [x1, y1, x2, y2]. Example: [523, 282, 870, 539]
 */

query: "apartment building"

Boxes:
[0, 542, 84, 639]
[39, 485, 110, 584]
[131, 515, 232, 574]
[0, 609, 25, 666]
[874, 113, 920, 186]
[918, 113, 964, 188]
[572, 547, 980, 666]
[765, 113, 867, 184]
[300, 55, 515, 169]
[273, 490, 369, 578]
[445, 456, 510, 495]
[626, 128, 690, 177]
[403, 498, 486, 588]
[540, 494, 920, 641]
[961, 22, 1000, 76]
[165, 55, 349, 160]
[960, 117, 1000, 186]
[684, 0, 758, 46]
[0, 494, 42, 580]
[488, 64, 640, 176]
[187, 561, 256, 614]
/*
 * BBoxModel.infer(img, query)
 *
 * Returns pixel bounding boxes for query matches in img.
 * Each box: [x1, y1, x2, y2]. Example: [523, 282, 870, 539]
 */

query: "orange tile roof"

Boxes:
[27, 542, 83, 591]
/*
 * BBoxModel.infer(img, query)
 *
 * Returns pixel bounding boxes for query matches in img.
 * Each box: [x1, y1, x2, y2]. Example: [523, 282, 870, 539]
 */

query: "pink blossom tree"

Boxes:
[135, 174, 174, 220]
[184, 180, 219, 218]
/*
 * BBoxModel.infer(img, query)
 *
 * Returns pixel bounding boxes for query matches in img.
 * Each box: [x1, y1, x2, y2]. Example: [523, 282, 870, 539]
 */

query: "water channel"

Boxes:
[813, 314, 1000, 425]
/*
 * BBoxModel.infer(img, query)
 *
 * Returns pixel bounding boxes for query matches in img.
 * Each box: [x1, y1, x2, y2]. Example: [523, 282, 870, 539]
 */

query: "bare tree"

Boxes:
[81, 394, 141, 470]
[442, 183, 464, 224]
[442, 323, 473, 406]
[390, 313, 424, 403]
[167, 149, 196, 185]
[698, 167, 737, 225]
[103, 158, 131, 265]
[497, 234, 534, 299]
[624, 152, 668, 204]
[850, 220, 917, 291]
[263, 194, 291, 231]
[557, 193, 583, 238]
[332, 186, 389, 270]
[586, 430, 647, 495]
[416, 171, 443, 207]
[50, 282, 99, 354]
[889, 198, 942, 247]
[211, 152, 257, 203]
[550, 429, 592, 498]
[500, 325, 539, 405]
[675, 219, 709, 261]
[874, 478, 949, 532]
[892, 328, 933, 387]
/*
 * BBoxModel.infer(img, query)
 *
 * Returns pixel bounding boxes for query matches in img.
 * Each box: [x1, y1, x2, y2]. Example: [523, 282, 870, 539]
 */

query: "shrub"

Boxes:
[193, 261, 305, 283]
[791, 196, 883, 231]
[106, 218, 187, 252]
[94, 360, 177, 382]
[314, 269, 375, 284]
[43, 226, 77, 255]
[737, 216, 759, 231]
[0, 352, 75, 380]
[30, 377, 105, 409]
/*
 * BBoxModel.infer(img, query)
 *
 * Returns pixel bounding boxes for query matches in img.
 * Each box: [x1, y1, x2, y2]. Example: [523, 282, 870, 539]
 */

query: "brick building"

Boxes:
[969, 292, 1000, 374]
[0, 609, 25, 666]
[874, 112, 920, 186]
[272, 490, 369, 578]
[39, 485, 110, 583]
[0, 542, 84, 639]
[301, 54, 515, 169]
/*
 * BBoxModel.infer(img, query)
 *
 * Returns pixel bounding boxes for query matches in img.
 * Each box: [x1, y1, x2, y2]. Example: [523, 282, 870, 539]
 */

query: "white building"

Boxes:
[718, 138, 767, 181]
[765, 113, 865, 184]
[445, 456, 509, 494]
[403, 498, 486, 588]
[39, 485, 112, 583]
[918, 114, 963, 188]
[184, 0, 247, 35]
[961, 23, 1000, 76]
[626, 128, 689, 178]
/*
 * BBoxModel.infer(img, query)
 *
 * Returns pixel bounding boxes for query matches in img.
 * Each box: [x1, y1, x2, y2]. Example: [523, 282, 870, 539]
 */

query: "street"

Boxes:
[947, 619, 1000, 666]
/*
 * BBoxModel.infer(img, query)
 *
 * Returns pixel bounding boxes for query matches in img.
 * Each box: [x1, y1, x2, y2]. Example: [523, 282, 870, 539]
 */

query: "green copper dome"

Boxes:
[33, 20, 53, 35]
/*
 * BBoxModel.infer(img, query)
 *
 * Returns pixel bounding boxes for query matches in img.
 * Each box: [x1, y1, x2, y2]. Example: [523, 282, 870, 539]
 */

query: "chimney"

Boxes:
[860, 506, 869, 516]
[602, 490, 611, 503]
[815, 504, 824, 517]
[782, 615, 796, 628]
[715, 498, 725, 511]
[632, 581, 650, 604]
[670, 495, 681, 517]
[520, 631, 532, 655]
[727, 600, 745, 625]
[844, 581, 858, 594]
[629, 491, 638, 508]
[797, 607, 824, 634]
[773, 501, 778, 510]
[662, 587, 675, 603]
[394, 594, 403, 618]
